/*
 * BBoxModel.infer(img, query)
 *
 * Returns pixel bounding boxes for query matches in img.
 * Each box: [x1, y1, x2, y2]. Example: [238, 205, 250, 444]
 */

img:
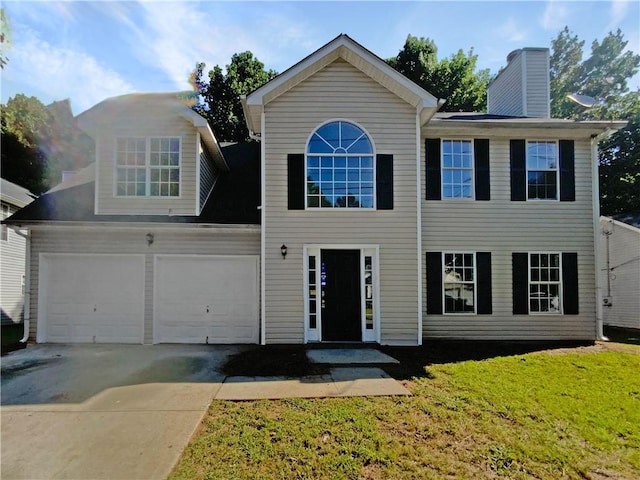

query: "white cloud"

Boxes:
[541, 0, 570, 31]
[3, 24, 135, 113]
[117, 1, 318, 92]
[498, 18, 528, 43]
[609, 0, 630, 27]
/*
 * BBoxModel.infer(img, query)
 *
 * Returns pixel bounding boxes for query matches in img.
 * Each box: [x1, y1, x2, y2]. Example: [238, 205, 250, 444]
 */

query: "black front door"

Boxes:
[321, 249, 361, 341]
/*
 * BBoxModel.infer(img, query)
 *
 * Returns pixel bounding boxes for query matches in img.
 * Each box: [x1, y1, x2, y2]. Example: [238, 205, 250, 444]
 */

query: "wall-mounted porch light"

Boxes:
[281, 244, 288, 258]
[146, 233, 154, 246]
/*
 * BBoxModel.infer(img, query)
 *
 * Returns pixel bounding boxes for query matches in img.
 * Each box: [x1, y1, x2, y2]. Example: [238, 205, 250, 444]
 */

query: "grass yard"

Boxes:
[170, 342, 640, 480]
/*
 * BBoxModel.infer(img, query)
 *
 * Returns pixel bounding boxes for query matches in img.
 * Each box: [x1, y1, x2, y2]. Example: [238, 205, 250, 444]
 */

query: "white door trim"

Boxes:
[303, 244, 380, 343]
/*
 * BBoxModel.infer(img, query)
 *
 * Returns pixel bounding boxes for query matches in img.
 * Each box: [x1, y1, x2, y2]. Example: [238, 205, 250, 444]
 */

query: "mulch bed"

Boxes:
[221, 340, 596, 379]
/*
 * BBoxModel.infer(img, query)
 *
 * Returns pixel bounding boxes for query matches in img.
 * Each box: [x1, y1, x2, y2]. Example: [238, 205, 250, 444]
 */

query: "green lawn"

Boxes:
[170, 344, 640, 480]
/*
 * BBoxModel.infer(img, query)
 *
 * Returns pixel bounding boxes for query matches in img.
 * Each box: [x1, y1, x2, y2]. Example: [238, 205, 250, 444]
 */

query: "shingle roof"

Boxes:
[610, 213, 640, 229]
[4, 142, 260, 226]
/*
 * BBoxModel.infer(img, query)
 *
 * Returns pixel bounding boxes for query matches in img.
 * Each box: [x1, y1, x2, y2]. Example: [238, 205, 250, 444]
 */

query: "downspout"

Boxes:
[11, 226, 31, 343]
[591, 134, 608, 341]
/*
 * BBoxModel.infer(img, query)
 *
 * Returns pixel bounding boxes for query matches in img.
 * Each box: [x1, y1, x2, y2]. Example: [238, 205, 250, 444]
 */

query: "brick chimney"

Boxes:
[487, 48, 550, 118]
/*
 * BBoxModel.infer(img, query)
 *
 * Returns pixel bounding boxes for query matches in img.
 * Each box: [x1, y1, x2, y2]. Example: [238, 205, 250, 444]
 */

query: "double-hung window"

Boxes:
[526, 141, 558, 200]
[442, 140, 473, 199]
[528, 252, 562, 313]
[306, 121, 374, 209]
[443, 252, 476, 313]
[116, 137, 180, 197]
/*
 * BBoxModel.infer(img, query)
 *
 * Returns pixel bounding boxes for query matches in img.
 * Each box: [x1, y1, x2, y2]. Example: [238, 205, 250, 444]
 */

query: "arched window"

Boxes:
[306, 121, 374, 208]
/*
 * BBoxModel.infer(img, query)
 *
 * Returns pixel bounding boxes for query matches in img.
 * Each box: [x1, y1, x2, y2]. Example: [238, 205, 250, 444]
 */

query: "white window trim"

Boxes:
[304, 119, 377, 211]
[1, 202, 10, 242]
[303, 244, 380, 343]
[525, 139, 560, 202]
[113, 136, 182, 198]
[441, 139, 475, 200]
[442, 251, 477, 315]
[528, 251, 563, 315]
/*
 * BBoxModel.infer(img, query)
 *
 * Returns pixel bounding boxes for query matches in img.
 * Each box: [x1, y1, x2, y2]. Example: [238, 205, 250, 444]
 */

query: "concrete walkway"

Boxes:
[216, 366, 410, 400]
[215, 348, 411, 400]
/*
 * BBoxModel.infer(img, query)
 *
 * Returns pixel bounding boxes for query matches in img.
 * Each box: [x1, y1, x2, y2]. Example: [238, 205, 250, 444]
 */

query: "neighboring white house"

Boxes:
[4, 35, 627, 345]
[599, 215, 640, 330]
[1, 178, 34, 325]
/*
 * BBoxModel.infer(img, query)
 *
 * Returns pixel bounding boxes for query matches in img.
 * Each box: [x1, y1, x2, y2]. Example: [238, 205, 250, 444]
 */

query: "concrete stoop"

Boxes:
[215, 348, 410, 400]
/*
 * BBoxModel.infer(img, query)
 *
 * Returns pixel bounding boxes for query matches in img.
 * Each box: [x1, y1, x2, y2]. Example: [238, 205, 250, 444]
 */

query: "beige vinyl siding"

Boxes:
[27, 227, 260, 344]
[488, 53, 523, 117]
[95, 108, 198, 216]
[263, 59, 420, 345]
[421, 136, 598, 339]
[1, 204, 27, 325]
[199, 142, 218, 211]
[524, 50, 550, 118]
[600, 219, 640, 329]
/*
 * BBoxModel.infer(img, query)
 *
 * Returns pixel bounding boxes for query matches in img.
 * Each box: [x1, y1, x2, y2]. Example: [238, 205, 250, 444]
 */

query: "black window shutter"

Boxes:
[476, 252, 492, 314]
[426, 252, 443, 314]
[287, 154, 305, 210]
[425, 138, 441, 200]
[562, 252, 579, 314]
[376, 154, 393, 210]
[510, 140, 526, 201]
[559, 140, 575, 202]
[512, 253, 529, 314]
[474, 139, 491, 201]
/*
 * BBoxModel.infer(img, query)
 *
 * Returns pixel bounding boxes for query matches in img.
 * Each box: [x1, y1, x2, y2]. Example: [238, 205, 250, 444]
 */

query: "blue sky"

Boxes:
[2, 1, 639, 114]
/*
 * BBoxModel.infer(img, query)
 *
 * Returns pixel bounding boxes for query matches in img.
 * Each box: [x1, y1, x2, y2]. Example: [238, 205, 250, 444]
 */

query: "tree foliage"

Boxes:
[0, 8, 11, 69]
[550, 27, 640, 215]
[387, 35, 490, 112]
[191, 52, 277, 142]
[1, 95, 94, 194]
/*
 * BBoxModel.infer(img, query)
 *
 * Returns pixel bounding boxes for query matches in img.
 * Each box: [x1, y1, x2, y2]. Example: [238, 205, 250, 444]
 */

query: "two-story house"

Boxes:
[5, 35, 625, 346]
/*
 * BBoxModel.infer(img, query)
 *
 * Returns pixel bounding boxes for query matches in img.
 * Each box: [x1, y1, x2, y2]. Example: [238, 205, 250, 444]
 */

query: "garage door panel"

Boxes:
[155, 255, 259, 344]
[39, 255, 144, 344]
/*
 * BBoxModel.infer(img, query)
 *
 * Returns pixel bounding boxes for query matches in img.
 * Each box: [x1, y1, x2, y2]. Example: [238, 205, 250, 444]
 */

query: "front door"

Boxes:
[321, 249, 361, 341]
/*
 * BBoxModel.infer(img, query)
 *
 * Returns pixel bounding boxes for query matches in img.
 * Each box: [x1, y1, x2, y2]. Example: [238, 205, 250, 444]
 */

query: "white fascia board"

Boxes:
[25, 222, 261, 233]
[180, 108, 229, 171]
[244, 35, 439, 119]
[423, 119, 627, 138]
[602, 216, 640, 234]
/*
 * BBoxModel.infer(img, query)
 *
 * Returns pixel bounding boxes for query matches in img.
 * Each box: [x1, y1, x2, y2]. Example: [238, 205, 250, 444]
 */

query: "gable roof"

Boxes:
[242, 34, 443, 134]
[76, 92, 229, 171]
[1, 178, 35, 208]
[4, 142, 261, 227]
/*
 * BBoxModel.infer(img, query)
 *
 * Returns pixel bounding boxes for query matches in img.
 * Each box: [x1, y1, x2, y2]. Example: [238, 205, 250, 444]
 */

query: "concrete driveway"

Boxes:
[1, 344, 241, 480]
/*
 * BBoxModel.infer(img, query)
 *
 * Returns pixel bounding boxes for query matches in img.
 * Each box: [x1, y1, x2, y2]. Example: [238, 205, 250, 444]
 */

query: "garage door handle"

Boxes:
[93, 305, 97, 312]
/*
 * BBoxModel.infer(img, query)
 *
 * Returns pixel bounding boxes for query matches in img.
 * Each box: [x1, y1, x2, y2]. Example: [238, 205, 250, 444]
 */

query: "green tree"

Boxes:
[1, 8, 11, 69]
[598, 92, 640, 215]
[550, 27, 640, 215]
[191, 52, 277, 142]
[387, 35, 489, 112]
[1, 95, 94, 194]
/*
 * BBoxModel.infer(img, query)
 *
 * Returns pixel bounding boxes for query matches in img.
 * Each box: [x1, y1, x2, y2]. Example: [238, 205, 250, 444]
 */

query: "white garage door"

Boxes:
[38, 254, 145, 343]
[154, 255, 259, 344]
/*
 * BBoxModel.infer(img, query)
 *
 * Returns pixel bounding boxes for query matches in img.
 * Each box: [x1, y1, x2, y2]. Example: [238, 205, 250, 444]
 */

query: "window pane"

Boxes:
[306, 122, 374, 208]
